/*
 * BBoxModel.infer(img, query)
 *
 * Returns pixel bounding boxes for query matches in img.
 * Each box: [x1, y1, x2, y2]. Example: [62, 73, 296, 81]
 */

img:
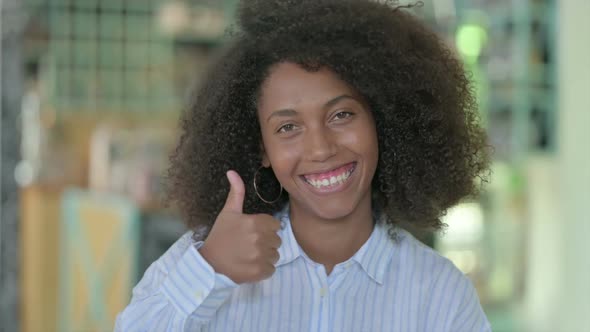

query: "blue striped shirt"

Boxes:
[115, 207, 491, 331]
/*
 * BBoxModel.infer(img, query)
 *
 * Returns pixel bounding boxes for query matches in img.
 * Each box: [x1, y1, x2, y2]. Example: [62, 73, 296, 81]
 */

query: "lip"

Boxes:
[300, 162, 357, 177]
[299, 162, 357, 195]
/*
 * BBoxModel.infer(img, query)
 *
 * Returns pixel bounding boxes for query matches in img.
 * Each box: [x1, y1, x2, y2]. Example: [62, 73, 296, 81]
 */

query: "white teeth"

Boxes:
[305, 166, 355, 189]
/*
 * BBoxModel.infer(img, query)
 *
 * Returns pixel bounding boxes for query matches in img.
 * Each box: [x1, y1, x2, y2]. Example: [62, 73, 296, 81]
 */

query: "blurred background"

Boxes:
[0, 0, 588, 331]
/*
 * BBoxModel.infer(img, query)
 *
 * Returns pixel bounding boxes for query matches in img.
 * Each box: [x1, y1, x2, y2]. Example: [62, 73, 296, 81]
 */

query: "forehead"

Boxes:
[257, 62, 357, 113]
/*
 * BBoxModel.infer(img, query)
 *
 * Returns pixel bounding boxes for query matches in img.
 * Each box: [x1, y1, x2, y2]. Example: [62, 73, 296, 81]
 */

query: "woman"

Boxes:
[116, 0, 491, 331]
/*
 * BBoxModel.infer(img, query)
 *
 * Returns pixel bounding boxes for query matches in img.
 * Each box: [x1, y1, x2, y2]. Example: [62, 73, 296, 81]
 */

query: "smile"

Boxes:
[301, 162, 357, 190]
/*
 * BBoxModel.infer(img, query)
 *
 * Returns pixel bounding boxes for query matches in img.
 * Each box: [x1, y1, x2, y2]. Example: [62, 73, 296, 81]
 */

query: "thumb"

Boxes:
[224, 170, 245, 213]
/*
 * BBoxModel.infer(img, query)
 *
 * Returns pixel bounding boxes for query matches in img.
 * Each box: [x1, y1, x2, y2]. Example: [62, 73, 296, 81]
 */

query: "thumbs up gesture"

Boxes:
[199, 170, 282, 284]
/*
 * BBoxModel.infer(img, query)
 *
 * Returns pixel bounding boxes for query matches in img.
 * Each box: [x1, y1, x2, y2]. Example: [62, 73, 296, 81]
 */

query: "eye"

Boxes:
[277, 123, 296, 133]
[332, 111, 354, 121]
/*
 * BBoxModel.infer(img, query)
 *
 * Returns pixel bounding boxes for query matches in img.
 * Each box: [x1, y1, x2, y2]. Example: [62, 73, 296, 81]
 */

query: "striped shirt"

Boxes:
[115, 207, 491, 331]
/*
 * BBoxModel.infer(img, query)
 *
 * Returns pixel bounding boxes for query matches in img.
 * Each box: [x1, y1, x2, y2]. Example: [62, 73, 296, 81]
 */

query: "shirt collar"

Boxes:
[275, 205, 303, 267]
[274, 205, 397, 285]
[350, 215, 397, 285]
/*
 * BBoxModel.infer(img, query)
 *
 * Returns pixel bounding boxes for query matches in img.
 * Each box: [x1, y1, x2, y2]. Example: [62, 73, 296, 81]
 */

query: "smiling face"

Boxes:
[257, 62, 379, 221]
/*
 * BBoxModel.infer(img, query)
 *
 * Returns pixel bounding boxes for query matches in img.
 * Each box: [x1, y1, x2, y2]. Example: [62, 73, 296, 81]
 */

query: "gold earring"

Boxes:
[253, 166, 283, 204]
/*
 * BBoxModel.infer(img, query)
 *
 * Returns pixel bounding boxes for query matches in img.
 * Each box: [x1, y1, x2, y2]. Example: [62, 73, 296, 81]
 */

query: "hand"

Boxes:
[199, 170, 282, 284]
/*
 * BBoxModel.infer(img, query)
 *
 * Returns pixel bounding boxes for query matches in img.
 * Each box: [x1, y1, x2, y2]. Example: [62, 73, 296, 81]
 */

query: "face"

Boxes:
[257, 62, 379, 221]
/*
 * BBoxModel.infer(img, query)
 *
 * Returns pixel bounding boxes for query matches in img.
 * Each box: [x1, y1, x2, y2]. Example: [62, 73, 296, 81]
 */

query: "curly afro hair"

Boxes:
[167, 0, 491, 237]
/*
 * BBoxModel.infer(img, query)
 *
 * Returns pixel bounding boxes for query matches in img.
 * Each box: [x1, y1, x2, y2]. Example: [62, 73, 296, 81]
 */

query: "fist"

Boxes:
[199, 170, 282, 284]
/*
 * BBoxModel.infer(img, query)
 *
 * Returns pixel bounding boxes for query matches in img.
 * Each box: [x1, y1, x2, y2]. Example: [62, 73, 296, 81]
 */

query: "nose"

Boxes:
[304, 127, 337, 162]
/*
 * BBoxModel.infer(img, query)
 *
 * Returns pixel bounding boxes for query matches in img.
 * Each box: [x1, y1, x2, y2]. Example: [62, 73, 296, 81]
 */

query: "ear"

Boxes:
[260, 143, 271, 168]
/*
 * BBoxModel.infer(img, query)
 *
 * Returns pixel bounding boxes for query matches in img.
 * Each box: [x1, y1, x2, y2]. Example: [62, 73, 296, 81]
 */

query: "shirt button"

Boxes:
[195, 290, 204, 300]
[319, 288, 327, 297]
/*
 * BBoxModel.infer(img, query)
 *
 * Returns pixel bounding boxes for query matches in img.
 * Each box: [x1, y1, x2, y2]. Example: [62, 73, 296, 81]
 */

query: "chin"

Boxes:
[306, 200, 357, 221]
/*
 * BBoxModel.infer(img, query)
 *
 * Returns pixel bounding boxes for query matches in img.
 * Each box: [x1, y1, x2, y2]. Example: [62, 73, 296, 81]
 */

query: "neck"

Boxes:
[289, 196, 374, 275]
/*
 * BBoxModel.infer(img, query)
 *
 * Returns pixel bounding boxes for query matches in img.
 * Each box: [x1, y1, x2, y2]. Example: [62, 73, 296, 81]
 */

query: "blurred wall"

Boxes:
[520, 1, 589, 331]
[0, 0, 24, 331]
[556, 0, 590, 331]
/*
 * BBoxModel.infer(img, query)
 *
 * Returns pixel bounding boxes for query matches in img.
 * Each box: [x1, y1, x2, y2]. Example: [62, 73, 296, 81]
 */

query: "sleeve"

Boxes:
[448, 274, 492, 332]
[114, 232, 238, 332]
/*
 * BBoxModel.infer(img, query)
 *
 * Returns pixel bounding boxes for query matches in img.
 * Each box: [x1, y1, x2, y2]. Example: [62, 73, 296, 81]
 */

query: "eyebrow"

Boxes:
[266, 94, 357, 123]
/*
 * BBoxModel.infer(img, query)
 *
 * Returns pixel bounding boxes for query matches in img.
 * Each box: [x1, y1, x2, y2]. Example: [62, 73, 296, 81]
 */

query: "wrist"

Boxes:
[199, 243, 221, 273]
[198, 242, 213, 264]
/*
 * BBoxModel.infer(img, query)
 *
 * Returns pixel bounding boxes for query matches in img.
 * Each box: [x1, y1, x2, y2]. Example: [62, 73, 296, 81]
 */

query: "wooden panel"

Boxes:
[58, 188, 139, 332]
[20, 186, 61, 332]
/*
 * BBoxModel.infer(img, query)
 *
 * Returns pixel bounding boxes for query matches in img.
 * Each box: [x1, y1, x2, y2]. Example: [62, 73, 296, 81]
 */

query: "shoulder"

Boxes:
[385, 228, 475, 309]
[391, 228, 463, 281]
[389, 229, 490, 331]
[153, 230, 199, 273]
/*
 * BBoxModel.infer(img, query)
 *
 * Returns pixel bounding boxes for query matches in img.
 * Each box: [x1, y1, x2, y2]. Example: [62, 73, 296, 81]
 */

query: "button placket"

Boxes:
[317, 266, 330, 332]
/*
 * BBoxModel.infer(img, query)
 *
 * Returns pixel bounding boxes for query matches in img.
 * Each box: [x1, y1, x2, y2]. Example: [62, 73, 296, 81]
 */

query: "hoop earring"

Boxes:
[253, 166, 283, 204]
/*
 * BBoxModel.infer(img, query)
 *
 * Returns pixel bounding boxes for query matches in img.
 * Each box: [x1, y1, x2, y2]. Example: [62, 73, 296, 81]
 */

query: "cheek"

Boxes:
[361, 121, 379, 156]
[265, 141, 301, 178]
[347, 126, 379, 175]
[342, 124, 379, 156]
[367, 131, 379, 158]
